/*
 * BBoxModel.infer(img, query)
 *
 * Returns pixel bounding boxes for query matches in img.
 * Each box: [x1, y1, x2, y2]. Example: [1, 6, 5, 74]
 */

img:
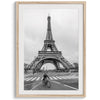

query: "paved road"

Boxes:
[24, 72, 78, 90]
[31, 80, 77, 90]
[24, 72, 78, 81]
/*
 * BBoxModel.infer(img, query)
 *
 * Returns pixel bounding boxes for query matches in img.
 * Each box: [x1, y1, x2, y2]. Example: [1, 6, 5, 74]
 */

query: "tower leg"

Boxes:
[53, 60, 60, 70]
[32, 61, 43, 74]
[36, 61, 43, 72]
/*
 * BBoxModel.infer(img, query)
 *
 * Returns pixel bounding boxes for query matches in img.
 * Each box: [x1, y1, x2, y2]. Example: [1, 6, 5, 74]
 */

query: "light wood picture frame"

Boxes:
[16, 1, 86, 97]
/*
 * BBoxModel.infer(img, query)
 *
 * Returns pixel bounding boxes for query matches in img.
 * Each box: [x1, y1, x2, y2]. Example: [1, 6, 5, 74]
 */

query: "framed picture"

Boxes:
[16, 1, 86, 97]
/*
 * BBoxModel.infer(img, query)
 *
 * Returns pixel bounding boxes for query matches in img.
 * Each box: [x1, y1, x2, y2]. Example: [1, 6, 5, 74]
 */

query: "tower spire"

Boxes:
[46, 15, 53, 40]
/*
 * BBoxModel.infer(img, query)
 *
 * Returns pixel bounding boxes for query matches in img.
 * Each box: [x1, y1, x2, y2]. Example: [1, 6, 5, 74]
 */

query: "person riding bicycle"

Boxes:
[42, 72, 51, 88]
[43, 72, 49, 81]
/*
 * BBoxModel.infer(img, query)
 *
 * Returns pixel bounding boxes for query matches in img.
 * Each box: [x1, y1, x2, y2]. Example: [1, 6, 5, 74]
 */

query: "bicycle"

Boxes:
[42, 78, 51, 88]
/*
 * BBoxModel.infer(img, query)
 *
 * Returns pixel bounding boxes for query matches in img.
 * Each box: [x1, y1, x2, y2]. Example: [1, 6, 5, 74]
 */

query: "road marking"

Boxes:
[25, 77, 33, 81]
[52, 76, 57, 80]
[41, 77, 43, 80]
[28, 77, 34, 81]
[31, 82, 42, 90]
[31, 77, 37, 81]
[56, 76, 62, 79]
[52, 81, 77, 90]
[24, 73, 78, 82]
[36, 77, 40, 81]
[63, 84, 77, 90]
[50, 77, 53, 80]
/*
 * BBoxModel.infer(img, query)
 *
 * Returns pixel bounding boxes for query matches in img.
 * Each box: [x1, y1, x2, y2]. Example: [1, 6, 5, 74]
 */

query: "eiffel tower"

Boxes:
[28, 16, 73, 73]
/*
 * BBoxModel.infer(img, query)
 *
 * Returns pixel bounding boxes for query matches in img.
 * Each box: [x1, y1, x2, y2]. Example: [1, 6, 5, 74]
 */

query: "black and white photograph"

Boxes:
[2, 0, 100, 100]
[16, 1, 86, 97]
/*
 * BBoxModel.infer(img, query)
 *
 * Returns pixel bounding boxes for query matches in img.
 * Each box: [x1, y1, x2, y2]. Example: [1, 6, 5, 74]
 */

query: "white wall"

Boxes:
[0, 0, 100, 100]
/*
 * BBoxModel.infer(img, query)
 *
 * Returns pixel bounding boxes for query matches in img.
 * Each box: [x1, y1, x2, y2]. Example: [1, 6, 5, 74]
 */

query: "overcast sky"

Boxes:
[22, 4, 79, 66]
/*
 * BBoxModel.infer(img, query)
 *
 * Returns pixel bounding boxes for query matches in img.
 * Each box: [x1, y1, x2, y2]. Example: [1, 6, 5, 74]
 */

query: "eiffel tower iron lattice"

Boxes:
[28, 16, 73, 73]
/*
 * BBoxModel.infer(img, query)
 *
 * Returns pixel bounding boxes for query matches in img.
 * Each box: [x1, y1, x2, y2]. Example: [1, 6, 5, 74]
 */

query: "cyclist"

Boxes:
[42, 72, 51, 88]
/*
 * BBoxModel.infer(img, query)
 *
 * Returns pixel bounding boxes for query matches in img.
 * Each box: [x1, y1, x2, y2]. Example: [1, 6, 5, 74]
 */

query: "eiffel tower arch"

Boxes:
[28, 16, 73, 73]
